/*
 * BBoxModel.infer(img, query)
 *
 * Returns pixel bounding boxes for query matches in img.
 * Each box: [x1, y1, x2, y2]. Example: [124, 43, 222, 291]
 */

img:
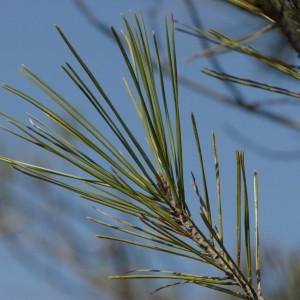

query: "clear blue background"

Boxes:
[1, 1, 300, 299]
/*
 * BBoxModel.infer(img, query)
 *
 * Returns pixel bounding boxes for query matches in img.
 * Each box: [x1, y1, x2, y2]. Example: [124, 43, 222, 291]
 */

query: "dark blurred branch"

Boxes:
[176, 71, 300, 130]
[183, 0, 245, 102]
[225, 124, 300, 161]
[72, 0, 112, 38]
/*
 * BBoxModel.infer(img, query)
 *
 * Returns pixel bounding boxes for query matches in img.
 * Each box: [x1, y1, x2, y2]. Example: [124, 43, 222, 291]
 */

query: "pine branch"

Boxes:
[0, 12, 264, 299]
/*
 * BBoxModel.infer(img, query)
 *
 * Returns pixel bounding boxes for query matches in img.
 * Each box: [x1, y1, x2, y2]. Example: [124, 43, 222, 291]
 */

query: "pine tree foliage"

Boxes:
[0, 12, 264, 299]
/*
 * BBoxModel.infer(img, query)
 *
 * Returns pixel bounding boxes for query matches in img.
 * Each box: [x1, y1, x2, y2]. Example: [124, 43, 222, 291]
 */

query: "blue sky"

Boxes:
[1, 1, 300, 299]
